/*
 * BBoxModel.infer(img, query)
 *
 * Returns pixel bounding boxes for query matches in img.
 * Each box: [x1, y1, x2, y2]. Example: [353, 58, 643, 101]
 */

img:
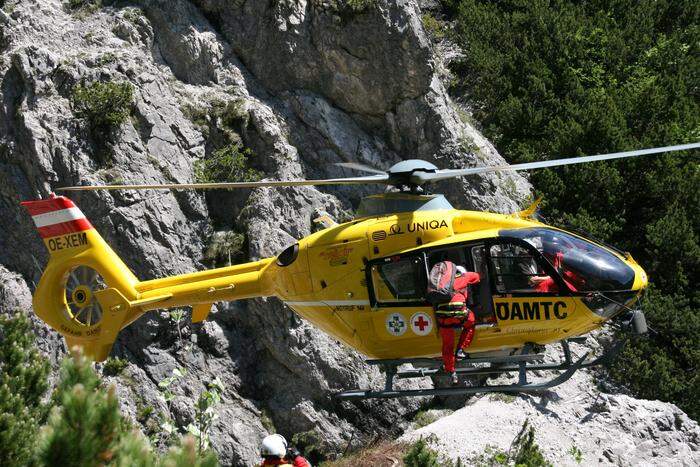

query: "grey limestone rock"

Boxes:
[401, 338, 700, 466]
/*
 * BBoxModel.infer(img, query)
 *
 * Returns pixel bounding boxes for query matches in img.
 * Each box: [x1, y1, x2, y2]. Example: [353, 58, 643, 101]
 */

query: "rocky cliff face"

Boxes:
[0, 0, 529, 464]
[0, 1, 695, 466]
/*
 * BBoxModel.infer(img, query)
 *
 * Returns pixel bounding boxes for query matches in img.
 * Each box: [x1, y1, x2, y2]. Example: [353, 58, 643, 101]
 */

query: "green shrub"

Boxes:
[217, 99, 248, 131]
[103, 357, 129, 376]
[413, 410, 440, 428]
[403, 437, 441, 467]
[96, 52, 117, 66]
[345, 0, 375, 12]
[194, 143, 262, 184]
[314, 0, 376, 16]
[39, 350, 219, 466]
[473, 445, 509, 466]
[72, 81, 134, 133]
[65, 0, 101, 15]
[186, 378, 224, 452]
[510, 420, 550, 467]
[0, 316, 218, 466]
[39, 352, 125, 466]
[472, 420, 550, 466]
[292, 430, 328, 465]
[181, 104, 210, 133]
[181, 98, 248, 142]
[204, 231, 246, 266]
[422, 14, 446, 40]
[568, 445, 583, 464]
[259, 408, 276, 434]
[161, 437, 219, 467]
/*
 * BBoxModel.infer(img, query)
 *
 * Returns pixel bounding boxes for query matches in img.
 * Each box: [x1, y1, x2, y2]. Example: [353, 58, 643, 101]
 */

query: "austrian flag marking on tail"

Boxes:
[21, 195, 93, 239]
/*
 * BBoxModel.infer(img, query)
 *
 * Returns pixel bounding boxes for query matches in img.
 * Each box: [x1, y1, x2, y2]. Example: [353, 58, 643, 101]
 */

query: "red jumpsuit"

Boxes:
[535, 252, 579, 293]
[435, 272, 480, 373]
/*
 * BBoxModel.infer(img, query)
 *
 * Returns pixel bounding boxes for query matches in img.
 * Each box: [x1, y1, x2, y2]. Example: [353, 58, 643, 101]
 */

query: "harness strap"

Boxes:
[435, 301, 467, 315]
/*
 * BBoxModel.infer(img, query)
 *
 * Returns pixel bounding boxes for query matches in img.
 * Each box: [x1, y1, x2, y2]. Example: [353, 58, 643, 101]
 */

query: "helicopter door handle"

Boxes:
[207, 284, 235, 294]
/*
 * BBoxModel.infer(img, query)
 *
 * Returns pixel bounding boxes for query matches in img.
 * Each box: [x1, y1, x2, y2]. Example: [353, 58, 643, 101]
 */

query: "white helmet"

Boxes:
[261, 434, 287, 457]
[455, 265, 467, 276]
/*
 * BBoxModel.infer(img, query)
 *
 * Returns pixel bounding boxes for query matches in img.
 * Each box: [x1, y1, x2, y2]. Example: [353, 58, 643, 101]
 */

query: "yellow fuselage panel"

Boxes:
[266, 209, 620, 360]
[285, 296, 603, 359]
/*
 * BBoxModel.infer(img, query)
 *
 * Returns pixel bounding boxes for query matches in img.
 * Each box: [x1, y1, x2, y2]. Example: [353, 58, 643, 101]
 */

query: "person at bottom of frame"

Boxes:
[429, 261, 481, 384]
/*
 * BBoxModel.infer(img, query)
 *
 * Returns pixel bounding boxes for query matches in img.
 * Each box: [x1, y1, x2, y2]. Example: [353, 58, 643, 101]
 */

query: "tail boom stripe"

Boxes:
[21, 196, 93, 239]
[21, 196, 77, 215]
[38, 219, 93, 238]
[32, 207, 86, 227]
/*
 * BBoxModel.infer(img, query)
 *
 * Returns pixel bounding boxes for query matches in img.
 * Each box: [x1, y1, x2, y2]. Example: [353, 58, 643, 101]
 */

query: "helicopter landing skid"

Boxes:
[335, 338, 626, 400]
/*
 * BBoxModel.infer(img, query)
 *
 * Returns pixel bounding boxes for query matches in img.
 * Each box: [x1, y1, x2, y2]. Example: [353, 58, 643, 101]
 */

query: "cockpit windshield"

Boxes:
[501, 228, 636, 292]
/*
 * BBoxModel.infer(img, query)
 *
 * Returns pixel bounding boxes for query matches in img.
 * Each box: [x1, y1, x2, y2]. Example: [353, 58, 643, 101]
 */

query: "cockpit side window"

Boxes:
[370, 256, 427, 303]
[500, 228, 636, 292]
[488, 242, 563, 294]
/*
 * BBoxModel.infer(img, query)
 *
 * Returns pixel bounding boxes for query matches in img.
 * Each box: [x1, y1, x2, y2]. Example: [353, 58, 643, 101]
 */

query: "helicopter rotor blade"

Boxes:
[57, 174, 391, 192]
[57, 143, 697, 191]
[425, 142, 699, 183]
[334, 162, 386, 175]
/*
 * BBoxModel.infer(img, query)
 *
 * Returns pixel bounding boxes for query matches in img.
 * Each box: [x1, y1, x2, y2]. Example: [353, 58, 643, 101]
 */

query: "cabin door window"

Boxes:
[370, 255, 427, 304]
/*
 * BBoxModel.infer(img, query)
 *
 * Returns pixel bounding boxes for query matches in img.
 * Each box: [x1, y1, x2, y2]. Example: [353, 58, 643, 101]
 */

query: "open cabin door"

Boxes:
[424, 242, 496, 325]
[468, 244, 496, 324]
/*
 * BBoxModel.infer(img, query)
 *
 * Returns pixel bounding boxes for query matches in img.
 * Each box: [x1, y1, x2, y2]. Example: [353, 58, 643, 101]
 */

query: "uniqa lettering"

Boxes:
[496, 301, 568, 320]
[407, 219, 448, 233]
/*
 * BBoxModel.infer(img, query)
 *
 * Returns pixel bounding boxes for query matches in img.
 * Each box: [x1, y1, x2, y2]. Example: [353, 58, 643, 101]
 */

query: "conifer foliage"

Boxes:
[0, 313, 50, 466]
[39, 350, 130, 466]
[0, 314, 219, 466]
[442, 0, 699, 420]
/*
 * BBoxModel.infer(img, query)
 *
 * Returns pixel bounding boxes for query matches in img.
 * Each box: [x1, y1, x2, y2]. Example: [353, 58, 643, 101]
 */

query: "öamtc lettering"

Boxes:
[496, 301, 568, 321]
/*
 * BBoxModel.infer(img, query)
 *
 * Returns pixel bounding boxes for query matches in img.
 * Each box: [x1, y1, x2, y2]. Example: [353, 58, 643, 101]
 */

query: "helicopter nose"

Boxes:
[632, 264, 649, 291]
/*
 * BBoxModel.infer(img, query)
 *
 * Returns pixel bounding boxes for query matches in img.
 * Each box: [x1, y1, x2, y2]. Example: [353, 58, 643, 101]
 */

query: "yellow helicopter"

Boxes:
[22, 143, 698, 399]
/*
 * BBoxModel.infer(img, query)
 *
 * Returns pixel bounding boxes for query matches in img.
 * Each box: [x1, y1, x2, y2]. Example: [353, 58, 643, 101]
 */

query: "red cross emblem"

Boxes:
[414, 315, 429, 331]
[411, 312, 432, 335]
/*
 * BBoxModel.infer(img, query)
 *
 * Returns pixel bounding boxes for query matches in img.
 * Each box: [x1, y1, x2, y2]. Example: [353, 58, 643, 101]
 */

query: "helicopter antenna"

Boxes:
[58, 142, 698, 192]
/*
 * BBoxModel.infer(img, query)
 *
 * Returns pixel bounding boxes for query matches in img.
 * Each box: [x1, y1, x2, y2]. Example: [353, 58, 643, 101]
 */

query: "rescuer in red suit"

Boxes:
[258, 435, 311, 467]
[434, 265, 481, 384]
[531, 252, 580, 293]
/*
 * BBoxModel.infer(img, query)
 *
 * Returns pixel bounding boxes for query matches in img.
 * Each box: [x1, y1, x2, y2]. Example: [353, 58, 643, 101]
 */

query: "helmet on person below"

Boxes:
[261, 434, 288, 457]
[455, 265, 467, 276]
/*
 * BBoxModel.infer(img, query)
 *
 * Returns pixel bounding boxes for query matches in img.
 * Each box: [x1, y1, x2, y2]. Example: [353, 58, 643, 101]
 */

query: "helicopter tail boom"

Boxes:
[22, 195, 274, 361]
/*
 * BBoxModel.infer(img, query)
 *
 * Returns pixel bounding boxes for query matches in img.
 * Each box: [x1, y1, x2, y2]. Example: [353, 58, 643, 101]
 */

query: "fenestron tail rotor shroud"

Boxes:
[58, 142, 699, 192]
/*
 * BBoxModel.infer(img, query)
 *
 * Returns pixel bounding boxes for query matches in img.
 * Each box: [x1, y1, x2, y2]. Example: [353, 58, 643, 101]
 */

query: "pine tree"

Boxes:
[38, 349, 139, 466]
[0, 313, 50, 466]
[510, 420, 551, 467]
[36, 347, 220, 466]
